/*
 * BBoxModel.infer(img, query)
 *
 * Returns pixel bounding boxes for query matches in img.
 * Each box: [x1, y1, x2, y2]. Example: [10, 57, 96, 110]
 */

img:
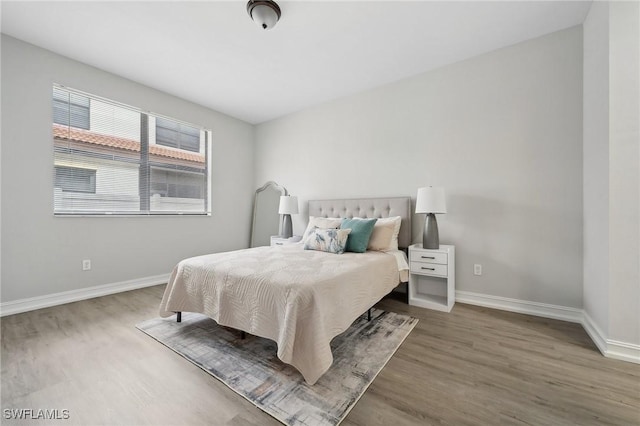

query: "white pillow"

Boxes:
[367, 216, 402, 251]
[302, 216, 342, 241]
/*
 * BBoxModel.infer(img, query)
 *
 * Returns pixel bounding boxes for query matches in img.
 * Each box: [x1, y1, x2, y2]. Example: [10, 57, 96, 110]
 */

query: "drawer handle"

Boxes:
[421, 267, 436, 271]
[275, 242, 283, 245]
[421, 256, 435, 259]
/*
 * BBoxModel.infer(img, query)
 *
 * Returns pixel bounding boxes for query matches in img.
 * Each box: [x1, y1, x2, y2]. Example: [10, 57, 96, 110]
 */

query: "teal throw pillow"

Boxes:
[341, 217, 378, 253]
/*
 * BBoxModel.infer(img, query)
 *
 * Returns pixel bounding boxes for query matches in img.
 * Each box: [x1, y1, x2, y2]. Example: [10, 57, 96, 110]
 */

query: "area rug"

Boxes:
[136, 309, 417, 426]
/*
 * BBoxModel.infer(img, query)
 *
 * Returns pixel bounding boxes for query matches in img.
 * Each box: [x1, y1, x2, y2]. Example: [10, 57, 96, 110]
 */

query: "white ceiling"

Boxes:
[1, 1, 591, 124]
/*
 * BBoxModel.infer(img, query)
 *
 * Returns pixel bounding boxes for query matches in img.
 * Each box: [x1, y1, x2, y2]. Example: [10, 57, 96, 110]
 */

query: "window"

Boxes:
[53, 87, 89, 129]
[55, 166, 96, 193]
[151, 168, 204, 199]
[53, 85, 211, 216]
[155, 117, 201, 152]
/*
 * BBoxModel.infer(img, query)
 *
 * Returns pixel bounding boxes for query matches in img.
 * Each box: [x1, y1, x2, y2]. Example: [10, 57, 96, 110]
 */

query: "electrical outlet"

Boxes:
[82, 259, 91, 271]
[474, 264, 482, 276]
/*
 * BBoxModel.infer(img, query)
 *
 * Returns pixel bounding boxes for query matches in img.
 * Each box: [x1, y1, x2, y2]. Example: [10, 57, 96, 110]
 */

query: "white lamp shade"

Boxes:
[278, 195, 299, 215]
[251, 4, 279, 30]
[415, 187, 447, 214]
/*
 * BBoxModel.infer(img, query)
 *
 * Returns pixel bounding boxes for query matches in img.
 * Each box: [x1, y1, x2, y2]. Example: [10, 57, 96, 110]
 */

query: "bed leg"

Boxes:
[241, 331, 246, 339]
[367, 308, 371, 321]
[176, 312, 182, 323]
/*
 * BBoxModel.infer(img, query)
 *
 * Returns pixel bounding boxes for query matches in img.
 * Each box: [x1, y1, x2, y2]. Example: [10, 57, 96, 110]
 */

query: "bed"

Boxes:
[159, 197, 411, 385]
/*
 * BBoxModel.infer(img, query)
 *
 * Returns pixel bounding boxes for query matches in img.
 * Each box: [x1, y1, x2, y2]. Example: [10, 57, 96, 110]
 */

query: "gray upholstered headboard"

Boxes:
[308, 197, 412, 249]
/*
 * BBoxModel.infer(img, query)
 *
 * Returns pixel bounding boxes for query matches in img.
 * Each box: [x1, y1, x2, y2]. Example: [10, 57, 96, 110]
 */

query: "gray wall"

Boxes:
[583, 1, 640, 347]
[583, 0, 610, 337]
[255, 27, 584, 308]
[608, 1, 639, 345]
[1, 35, 255, 302]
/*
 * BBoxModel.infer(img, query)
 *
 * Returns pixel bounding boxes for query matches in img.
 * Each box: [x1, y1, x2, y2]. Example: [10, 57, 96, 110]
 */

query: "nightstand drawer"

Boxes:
[410, 261, 448, 277]
[409, 251, 448, 265]
[270, 236, 301, 247]
[270, 236, 287, 246]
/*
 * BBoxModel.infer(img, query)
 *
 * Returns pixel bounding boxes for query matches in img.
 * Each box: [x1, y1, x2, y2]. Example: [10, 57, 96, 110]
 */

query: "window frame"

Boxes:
[52, 84, 212, 217]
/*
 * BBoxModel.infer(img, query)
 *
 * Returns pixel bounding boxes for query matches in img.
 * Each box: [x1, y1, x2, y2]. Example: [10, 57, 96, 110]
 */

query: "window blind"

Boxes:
[53, 85, 211, 215]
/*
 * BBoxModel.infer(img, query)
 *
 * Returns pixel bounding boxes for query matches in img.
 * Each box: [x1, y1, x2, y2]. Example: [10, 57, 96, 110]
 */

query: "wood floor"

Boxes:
[1, 285, 638, 426]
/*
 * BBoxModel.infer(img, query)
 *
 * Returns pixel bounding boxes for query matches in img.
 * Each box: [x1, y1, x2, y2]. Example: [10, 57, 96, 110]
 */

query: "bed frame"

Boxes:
[175, 196, 412, 327]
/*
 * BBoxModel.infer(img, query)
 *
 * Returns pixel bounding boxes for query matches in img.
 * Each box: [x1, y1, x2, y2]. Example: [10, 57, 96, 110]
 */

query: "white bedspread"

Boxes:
[159, 244, 404, 384]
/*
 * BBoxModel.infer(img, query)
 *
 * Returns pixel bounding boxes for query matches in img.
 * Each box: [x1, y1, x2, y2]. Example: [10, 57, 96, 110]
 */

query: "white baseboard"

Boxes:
[4, 282, 638, 364]
[606, 340, 640, 364]
[457, 290, 640, 365]
[0, 274, 169, 317]
[455, 290, 583, 323]
[581, 310, 608, 355]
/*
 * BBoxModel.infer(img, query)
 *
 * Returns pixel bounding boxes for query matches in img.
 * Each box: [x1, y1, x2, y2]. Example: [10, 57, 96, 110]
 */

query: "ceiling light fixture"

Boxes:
[246, 0, 281, 30]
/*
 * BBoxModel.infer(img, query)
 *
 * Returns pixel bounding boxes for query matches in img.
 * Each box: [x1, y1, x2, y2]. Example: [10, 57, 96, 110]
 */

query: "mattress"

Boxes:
[159, 243, 407, 384]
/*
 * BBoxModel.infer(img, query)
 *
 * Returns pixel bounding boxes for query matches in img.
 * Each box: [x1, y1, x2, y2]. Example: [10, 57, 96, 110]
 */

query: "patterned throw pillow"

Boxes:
[303, 227, 352, 254]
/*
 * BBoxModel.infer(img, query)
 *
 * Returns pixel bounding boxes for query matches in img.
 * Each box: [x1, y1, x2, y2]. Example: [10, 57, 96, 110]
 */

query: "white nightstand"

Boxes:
[408, 244, 455, 312]
[270, 236, 301, 247]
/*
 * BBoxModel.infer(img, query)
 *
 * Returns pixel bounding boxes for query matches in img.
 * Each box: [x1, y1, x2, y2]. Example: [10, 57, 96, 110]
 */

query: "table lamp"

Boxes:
[278, 195, 298, 238]
[415, 187, 446, 249]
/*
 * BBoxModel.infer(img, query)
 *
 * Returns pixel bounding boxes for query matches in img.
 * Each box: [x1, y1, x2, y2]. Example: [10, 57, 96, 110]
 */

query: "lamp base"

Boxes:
[281, 214, 292, 238]
[423, 213, 439, 249]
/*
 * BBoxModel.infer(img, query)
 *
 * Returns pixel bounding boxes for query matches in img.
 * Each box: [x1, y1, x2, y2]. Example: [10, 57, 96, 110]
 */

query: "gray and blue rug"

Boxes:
[136, 309, 417, 426]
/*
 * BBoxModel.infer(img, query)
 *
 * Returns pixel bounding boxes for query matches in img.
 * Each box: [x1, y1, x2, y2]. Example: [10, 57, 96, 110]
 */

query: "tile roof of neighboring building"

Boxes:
[52, 124, 205, 164]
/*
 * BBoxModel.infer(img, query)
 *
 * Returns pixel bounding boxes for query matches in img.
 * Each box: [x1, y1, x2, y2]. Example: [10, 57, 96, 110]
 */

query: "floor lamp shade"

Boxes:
[278, 196, 298, 238]
[415, 187, 447, 249]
